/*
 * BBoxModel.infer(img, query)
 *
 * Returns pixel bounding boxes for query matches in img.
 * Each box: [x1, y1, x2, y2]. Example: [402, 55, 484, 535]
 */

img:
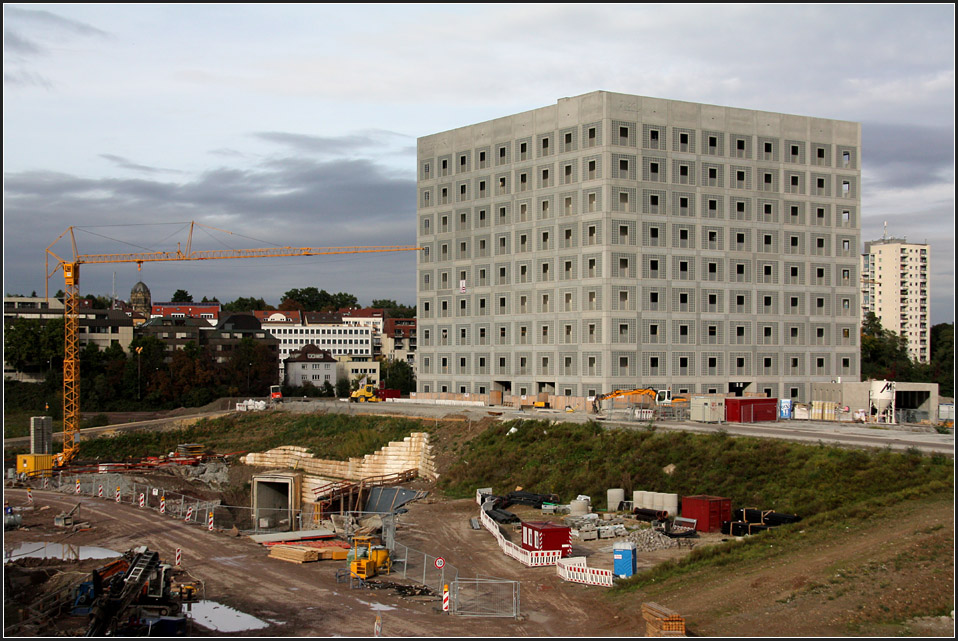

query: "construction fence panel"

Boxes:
[450, 578, 520, 618]
[391, 540, 459, 595]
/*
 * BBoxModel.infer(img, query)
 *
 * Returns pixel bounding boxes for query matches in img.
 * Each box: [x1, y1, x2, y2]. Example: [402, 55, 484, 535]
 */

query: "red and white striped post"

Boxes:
[75, 478, 81, 494]
[160, 496, 166, 514]
[442, 584, 449, 612]
[208, 510, 214, 531]
[115, 487, 121, 503]
[185, 506, 194, 522]
[42, 477, 49, 489]
[175, 548, 182, 567]
[98, 484, 103, 498]
[139, 493, 145, 508]
[26, 488, 33, 504]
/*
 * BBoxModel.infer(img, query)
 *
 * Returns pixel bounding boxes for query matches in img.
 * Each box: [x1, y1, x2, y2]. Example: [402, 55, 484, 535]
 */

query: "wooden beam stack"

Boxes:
[268, 545, 322, 564]
[642, 602, 686, 637]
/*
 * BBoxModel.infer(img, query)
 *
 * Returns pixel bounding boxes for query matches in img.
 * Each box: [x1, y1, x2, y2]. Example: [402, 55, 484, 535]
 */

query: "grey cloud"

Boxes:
[100, 154, 176, 175]
[3, 7, 110, 39]
[863, 122, 955, 189]
[3, 69, 52, 89]
[253, 130, 412, 156]
[3, 155, 417, 304]
[3, 28, 42, 55]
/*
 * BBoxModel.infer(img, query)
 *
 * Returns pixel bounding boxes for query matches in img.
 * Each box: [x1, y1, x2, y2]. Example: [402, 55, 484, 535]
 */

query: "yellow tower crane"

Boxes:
[45, 222, 421, 468]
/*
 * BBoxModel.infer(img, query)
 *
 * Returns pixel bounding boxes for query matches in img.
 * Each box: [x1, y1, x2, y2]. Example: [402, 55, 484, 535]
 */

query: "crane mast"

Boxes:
[45, 223, 420, 468]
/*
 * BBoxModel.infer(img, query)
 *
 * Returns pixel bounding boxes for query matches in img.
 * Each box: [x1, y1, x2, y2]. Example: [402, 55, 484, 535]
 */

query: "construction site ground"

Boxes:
[5, 484, 954, 637]
[4, 401, 955, 636]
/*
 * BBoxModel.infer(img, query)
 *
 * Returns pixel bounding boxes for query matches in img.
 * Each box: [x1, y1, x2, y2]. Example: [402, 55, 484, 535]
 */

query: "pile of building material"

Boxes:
[642, 602, 686, 637]
[629, 527, 682, 551]
[564, 514, 628, 540]
[268, 545, 323, 563]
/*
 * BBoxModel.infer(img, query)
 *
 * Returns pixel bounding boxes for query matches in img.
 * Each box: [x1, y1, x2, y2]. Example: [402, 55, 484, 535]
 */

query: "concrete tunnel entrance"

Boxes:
[251, 472, 302, 532]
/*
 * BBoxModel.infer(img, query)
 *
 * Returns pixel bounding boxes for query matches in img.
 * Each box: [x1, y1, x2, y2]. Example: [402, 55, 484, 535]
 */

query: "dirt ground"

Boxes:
[3, 404, 954, 637]
[4, 485, 954, 638]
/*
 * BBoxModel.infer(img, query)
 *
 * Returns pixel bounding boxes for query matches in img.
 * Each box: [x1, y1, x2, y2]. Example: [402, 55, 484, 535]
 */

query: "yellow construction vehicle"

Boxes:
[348, 535, 391, 580]
[350, 384, 382, 403]
[592, 388, 689, 413]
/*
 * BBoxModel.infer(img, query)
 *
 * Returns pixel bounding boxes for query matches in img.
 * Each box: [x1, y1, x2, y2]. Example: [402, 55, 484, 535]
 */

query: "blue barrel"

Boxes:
[613, 541, 637, 578]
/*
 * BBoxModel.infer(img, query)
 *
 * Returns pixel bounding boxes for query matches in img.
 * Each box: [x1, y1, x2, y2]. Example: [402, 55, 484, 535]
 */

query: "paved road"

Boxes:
[6, 399, 952, 457]
[284, 399, 954, 457]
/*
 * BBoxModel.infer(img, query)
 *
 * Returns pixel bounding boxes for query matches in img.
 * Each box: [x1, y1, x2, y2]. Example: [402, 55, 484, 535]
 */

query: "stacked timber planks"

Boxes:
[642, 602, 686, 637]
[268, 545, 322, 564]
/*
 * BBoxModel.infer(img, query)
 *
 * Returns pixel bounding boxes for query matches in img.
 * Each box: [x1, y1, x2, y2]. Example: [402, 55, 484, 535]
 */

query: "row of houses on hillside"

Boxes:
[4, 295, 416, 388]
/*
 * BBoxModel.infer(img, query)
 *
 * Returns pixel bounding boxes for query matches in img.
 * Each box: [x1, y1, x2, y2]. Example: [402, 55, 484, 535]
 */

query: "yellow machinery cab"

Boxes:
[349, 535, 391, 580]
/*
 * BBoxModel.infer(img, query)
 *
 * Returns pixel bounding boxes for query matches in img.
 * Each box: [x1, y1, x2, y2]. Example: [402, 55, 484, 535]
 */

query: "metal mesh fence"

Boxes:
[390, 540, 458, 594]
[450, 578, 520, 618]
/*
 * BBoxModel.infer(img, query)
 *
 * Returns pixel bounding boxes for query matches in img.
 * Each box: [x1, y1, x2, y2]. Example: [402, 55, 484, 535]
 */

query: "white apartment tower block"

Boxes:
[416, 91, 862, 401]
[861, 236, 930, 362]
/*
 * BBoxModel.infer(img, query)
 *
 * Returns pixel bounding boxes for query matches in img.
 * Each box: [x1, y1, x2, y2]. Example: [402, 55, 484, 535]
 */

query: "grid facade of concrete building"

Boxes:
[416, 91, 862, 401]
[861, 237, 930, 362]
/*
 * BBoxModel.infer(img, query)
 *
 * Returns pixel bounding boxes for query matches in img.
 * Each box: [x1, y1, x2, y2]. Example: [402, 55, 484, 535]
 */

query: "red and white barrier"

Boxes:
[115, 487, 121, 503]
[26, 489, 33, 504]
[160, 496, 166, 514]
[75, 479, 81, 494]
[557, 557, 614, 587]
[185, 506, 194, 521]
[443, 584, 449, 612]
[98, 484, 103, 498]
[475, 491, 563, 568]
[475, 488, 613, 588]
[207, 511, 214, 531]
[139, 493, 145, 508]
[175, 548, 182, 566]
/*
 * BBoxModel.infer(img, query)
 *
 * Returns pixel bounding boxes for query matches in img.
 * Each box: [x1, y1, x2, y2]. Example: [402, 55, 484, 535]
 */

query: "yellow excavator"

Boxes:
[592, 388, 688, 414]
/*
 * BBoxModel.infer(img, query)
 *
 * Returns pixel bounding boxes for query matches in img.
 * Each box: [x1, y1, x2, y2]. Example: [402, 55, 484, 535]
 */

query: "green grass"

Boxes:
[611, 480, 953, 593]
[72, 412, 429, 462]
[437, 420, 953, 518]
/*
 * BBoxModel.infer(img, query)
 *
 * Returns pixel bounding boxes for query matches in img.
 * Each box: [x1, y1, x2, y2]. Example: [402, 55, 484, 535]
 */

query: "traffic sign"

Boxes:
[435, 557, 445, 570]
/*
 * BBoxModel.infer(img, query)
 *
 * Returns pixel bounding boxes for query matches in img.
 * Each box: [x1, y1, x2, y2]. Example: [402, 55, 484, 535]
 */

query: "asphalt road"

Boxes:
[5, 399, 952, 457]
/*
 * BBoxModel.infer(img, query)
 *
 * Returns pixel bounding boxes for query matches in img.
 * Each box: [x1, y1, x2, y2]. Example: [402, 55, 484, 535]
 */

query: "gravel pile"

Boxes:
[629, 527, 681, 551]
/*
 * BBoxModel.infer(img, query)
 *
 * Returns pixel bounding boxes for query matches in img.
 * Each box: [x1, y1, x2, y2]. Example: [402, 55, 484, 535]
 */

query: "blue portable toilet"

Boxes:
[613, 541, 637, 578]
[779, 399, 793, 420]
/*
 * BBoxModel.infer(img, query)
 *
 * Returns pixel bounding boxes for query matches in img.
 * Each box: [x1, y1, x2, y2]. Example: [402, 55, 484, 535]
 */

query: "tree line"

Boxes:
[167, 287, 415, 318]
[861, 313, 953, 398]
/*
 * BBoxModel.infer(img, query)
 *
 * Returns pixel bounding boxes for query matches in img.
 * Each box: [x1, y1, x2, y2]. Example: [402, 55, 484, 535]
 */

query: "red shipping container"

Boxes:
[520, 521, 572, 557]
[681, 495, 732, 533]
[725, 398, 778, 423]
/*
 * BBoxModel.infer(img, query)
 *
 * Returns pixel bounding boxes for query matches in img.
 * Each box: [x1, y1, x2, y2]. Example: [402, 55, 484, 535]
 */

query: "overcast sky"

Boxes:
[3, 4, 955, 324]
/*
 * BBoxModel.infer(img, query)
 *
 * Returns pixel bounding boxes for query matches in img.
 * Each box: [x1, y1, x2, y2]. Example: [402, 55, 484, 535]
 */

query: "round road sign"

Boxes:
[435, 557, 445, 570]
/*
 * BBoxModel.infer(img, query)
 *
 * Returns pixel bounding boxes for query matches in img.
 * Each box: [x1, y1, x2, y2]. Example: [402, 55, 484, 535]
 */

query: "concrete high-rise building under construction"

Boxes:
[416, 91, 862, 401]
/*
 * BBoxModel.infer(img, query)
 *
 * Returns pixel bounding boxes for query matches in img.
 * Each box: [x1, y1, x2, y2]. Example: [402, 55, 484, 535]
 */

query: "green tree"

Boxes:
[382, 358, 416, 394]
[222, 296, 270, 312]
[171, 289, 193, 303]
[335, 377, 351, 398]
[3, 318, 42, 372]
[861, 313, 915, 381]
[925, 323, 954, 398]
[371, 299, 416, 318]
[281, 288, 358, 312]
[82, 294, 113, 309]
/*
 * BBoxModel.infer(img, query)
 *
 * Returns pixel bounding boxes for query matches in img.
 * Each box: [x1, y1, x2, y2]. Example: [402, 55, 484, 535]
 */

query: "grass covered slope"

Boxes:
[76, 412, 428, 462]
[437, 419, 952, 517]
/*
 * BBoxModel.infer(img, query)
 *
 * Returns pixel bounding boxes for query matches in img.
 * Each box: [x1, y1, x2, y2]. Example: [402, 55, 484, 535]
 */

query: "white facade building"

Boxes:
[861, 236, 930, 362]
[416, 91, 862, 401]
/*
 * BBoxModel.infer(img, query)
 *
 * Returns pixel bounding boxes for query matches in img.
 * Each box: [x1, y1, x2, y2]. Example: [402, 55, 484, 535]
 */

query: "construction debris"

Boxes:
[629, 527, 689, 552]
[642, 602, 686, 637]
